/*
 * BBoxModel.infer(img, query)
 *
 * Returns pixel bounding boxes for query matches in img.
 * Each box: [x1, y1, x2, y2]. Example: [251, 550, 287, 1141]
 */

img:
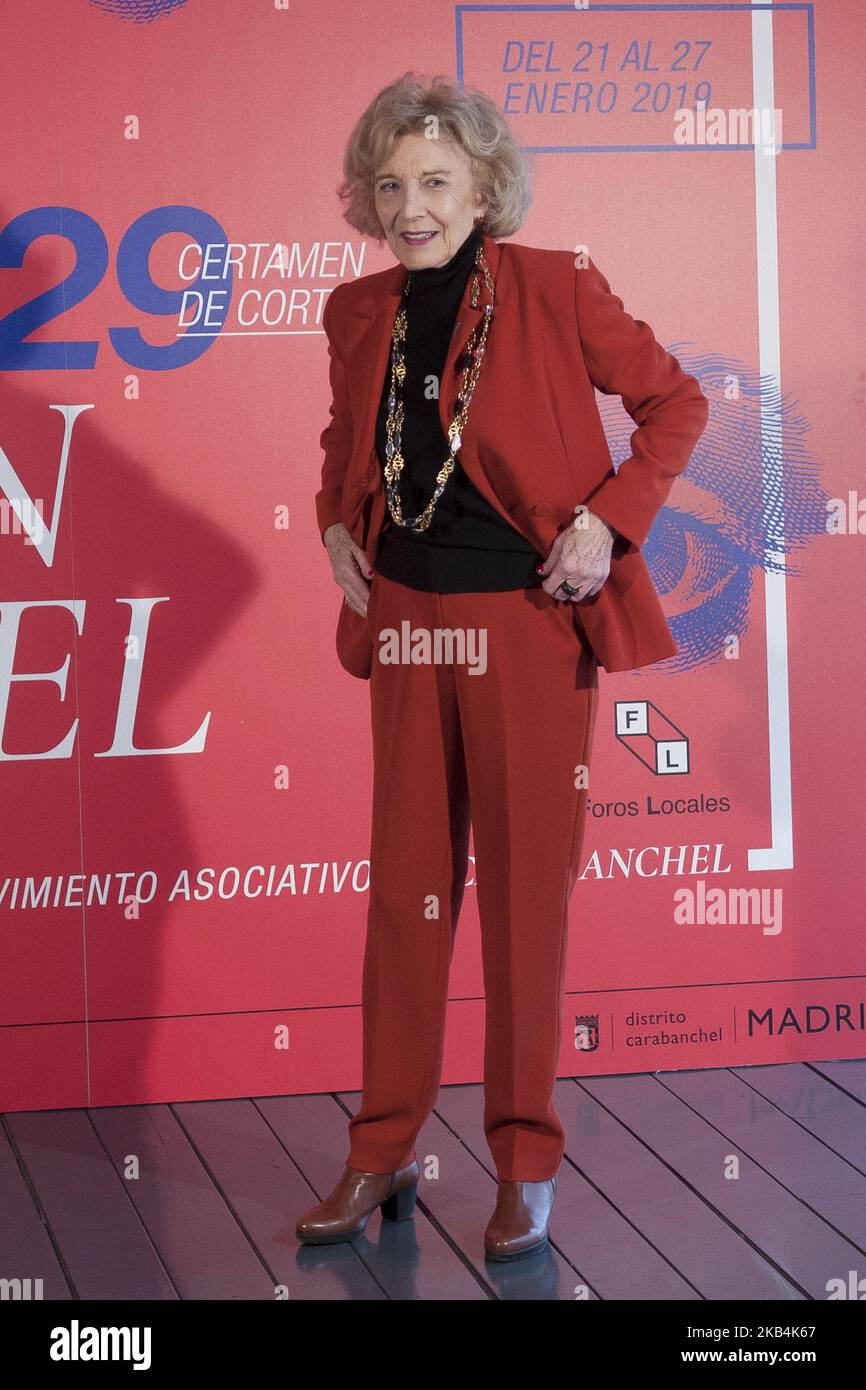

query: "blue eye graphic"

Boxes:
[597, 347, 831, 673]
[88, 0, 189, 19]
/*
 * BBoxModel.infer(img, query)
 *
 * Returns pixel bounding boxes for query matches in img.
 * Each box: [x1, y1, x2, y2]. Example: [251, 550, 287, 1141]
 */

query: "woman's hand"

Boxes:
[536, 509, 617, 601]
[324, 522, 375, 618]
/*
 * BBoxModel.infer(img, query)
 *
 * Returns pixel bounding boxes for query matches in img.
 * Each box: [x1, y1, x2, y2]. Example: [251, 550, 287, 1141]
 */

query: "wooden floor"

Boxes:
[2, 1060, 865, 1300]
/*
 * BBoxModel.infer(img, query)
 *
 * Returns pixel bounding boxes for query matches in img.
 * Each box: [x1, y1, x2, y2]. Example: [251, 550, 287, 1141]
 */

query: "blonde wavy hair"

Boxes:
[336, 71, 533, 242]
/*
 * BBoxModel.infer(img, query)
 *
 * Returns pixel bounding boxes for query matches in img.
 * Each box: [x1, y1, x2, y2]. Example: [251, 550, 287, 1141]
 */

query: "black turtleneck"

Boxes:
[373, 222, 544, 592]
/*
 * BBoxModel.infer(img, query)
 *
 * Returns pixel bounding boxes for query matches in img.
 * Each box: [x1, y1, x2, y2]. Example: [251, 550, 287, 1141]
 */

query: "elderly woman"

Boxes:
[297, 72, 708, 1261]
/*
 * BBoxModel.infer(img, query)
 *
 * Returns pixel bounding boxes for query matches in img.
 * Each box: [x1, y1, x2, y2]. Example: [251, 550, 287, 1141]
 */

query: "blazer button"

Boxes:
[531, 504, 551, 517]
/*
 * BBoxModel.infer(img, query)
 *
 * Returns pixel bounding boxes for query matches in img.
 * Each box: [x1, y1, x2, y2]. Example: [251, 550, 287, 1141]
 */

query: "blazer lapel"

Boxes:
[435, 230, 501, 442]
[342, 270, 403, 482]
[343, 230, 503, 484]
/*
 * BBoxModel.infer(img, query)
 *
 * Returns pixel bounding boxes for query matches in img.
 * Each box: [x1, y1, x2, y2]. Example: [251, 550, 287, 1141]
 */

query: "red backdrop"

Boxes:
[1, 0, 863, 1112]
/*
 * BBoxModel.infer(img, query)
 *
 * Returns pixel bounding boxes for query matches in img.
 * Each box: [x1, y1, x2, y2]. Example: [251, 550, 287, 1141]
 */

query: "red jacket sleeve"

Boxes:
[314, 284, 354, 543]
[575, 256, 709, 549]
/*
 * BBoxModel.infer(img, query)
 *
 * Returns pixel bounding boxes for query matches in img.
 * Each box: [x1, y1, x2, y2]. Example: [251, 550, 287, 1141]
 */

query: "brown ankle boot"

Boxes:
[484, 1177, 557, 1261]
[296, 1162, 420, 1245]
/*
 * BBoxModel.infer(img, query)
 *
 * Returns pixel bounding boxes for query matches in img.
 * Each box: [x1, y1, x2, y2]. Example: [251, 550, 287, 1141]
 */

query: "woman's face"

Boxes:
[373, 131, 487, 269]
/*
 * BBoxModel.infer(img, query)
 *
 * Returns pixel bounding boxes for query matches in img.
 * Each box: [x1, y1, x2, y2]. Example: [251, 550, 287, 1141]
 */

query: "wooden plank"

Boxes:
[93, 1102, 289, 1300]
[733, 1067, 866, 1178]
[437, 1081, 697, 1300]
[567, 1074, 802, 1299]
[690, 1064, 866, 1237]
[337, 1089, 586, 1299]
[260, 1093, 484, 1300]
[0, 1122, 71, 1299]
[174, 1096, 384, 1300]
[589, 1070, 854, 1298]
[811, 1059, 866, 1105]
[8, 1110, 176, 1300]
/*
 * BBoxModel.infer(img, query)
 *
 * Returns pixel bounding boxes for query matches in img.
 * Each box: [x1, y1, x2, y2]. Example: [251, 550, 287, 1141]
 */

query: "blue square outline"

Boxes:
[455, 3, 816, 152]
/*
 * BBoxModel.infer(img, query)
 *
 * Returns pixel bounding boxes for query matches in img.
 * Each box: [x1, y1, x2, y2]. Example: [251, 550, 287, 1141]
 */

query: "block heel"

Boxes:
[295, 1160, 420, 1244]
[381, 1179, 418, 1222]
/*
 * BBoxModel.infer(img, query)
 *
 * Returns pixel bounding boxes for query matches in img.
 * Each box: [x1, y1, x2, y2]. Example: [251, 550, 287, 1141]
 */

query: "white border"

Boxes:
[748, 6, 794, 870]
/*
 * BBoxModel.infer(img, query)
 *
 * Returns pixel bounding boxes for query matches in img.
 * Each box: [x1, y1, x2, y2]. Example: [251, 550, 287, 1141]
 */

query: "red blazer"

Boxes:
[315, 231, 709, 676]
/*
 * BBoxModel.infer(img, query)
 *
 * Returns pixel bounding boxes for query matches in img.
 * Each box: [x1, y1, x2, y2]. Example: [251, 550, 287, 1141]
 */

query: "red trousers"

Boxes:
[347, 571, 599, 1181]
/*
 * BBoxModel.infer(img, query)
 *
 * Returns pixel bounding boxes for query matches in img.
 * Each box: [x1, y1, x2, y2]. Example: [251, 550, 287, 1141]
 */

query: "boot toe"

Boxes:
[483, 1178, 556, 1260]
[296, 1205, 367, 1243]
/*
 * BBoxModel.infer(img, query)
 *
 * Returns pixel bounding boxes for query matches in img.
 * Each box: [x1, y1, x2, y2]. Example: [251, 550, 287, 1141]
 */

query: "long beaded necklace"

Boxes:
[382, 235, 495, 532]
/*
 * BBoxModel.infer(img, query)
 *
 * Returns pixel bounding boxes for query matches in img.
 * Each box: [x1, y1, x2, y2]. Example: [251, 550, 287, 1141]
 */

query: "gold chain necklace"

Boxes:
[382, 237, 495, 532]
